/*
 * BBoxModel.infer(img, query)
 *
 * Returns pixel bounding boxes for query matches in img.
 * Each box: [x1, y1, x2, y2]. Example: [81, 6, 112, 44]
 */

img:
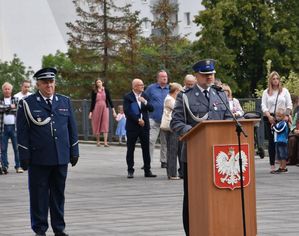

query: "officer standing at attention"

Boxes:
[170, 59, 231, 235]
[16, 68, 79, 236]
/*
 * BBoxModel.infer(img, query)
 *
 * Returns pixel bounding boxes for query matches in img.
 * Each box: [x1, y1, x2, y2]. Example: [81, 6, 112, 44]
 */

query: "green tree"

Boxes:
[66, 0, 132, 83]
[283, 71, 299, 96]
[0, 55, 33, 93]
[264, 0, 299, 76]
[150, 0, 180, 69]
[117, 8, 144, 78]
[194, 0, 273, 97]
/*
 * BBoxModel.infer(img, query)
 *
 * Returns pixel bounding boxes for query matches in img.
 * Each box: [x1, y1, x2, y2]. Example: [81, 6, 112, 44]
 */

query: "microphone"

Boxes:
[211, 84, 224, 92]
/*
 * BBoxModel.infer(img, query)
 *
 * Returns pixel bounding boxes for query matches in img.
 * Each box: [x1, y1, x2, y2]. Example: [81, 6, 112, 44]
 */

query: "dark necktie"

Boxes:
[203, 90, 209, 102]
[46, 98, 52, 109]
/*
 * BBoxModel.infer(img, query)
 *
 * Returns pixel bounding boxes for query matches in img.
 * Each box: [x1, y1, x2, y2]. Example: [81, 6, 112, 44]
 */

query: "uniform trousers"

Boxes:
[29, 164, 68, 234]
[165, 130, 182, 177]
[149, 119, 167, 163]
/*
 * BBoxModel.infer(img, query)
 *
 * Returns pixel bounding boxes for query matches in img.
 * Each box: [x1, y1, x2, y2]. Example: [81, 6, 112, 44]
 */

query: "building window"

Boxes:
[185, 12, 191, 26]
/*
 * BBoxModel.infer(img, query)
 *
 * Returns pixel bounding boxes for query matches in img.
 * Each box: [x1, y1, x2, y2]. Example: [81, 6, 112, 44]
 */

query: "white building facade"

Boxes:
[127, 0, 204, 41]
[0, 0, 203, 71]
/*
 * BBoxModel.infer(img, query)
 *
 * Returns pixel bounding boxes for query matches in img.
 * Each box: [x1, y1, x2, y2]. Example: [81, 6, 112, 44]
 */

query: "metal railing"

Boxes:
[72, 98, 265, 146]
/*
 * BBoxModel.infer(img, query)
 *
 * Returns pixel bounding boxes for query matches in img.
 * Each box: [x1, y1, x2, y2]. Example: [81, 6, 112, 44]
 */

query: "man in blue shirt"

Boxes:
[145, 70, 169, 168]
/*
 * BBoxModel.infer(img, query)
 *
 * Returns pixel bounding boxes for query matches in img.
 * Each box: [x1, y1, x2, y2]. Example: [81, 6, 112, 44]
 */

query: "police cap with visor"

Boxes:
[192, 59, 216, 74]
[33, 67, 57, 80]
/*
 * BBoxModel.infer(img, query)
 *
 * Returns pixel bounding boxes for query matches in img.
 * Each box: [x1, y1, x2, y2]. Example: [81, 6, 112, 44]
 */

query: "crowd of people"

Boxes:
[1, 62, 299, 236]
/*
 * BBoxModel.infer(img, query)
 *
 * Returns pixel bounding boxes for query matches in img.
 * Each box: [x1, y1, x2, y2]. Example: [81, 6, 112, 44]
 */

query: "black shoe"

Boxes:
[35, 233, 46, 236]
[2, 167, 8, 175]
[274, 168, 288, 174]
[161, 162, 167, 168]
[55, 231, 69, 236]
[258, 147, 265, 159]
[144, 171, 157, 177]
[0, 167, 3, 175]
[127, 172, 134, 178]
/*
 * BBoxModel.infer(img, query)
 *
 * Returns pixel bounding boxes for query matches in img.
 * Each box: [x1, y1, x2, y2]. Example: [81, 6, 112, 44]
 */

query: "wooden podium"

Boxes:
[181, 119, 258, 236]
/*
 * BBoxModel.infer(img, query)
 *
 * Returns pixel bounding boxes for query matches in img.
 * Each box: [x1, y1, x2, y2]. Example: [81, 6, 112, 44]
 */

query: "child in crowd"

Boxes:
[115, 105, 127, 144]
[272, 108, 289, 173]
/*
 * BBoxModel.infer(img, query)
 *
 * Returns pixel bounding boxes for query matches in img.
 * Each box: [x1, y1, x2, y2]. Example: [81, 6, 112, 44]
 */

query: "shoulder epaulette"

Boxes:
[183, 87, 194, 93]
[56, 93, 70, 99]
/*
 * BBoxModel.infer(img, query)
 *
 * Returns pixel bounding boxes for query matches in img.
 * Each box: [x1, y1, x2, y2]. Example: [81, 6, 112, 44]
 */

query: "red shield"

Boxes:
[213, 144, 250, 190]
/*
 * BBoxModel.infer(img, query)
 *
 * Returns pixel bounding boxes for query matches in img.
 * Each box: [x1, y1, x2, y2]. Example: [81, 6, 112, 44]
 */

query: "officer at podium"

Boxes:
[170, 59, 231, 235]
[17, 68, 79, 236]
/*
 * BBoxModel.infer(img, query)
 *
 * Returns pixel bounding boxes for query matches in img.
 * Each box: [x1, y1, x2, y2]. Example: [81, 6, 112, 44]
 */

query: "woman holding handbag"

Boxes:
[261, 71, 292, 173]
[160, 82, 183, 179]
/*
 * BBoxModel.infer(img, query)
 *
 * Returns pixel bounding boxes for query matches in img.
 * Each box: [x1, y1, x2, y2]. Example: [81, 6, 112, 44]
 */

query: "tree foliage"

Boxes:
[66, 0, 133, 82]
[0, 55, 33, 94]
[193, 0, 299, 97]
[150, 0, 180, 69]
[264, 0, 299, 75]
[193, 0, 273, 97]
[37, 0, 299, 99]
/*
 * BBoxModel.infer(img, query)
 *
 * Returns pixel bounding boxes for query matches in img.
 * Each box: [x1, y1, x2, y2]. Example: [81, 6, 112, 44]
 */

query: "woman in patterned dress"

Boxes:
[89, 78, 116, 147]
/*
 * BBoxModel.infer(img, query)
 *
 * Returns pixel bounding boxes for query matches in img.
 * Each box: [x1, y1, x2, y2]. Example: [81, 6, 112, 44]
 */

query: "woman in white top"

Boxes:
[261, 71, 292, 173]
[160, 82, 183, 179]
[222, 84, 244, 118]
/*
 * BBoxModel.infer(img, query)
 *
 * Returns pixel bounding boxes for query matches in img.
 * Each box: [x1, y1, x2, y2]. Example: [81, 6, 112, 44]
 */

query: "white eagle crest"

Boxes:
[216, 148, 248, 185]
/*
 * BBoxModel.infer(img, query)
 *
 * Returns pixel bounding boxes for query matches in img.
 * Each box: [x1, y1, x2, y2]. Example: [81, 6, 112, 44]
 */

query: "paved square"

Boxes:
[1, 144, 299, 235]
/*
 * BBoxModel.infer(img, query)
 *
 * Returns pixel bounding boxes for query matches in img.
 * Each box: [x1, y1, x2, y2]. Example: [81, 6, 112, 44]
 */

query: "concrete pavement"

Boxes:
[1, 143, 299, 235]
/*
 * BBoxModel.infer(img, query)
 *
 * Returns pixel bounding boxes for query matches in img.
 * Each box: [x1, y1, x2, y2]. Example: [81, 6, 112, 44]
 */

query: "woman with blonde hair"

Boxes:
[261, 71, 292, 173]
[160, 82, 183, 179]
[222, 83, 244, 118]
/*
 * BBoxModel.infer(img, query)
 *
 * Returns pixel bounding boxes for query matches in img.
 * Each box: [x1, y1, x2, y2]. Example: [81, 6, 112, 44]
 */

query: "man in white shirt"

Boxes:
[0, 82, 22, 174]
[14, 80, 32, 100]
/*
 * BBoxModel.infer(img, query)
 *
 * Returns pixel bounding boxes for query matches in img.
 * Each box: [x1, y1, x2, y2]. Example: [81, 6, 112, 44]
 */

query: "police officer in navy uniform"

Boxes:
[17, 68, 79, 236]
[170, 59, 231, 235]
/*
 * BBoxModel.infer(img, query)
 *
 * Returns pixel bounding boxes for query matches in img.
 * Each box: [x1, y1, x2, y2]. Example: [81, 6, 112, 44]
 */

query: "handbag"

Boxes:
[160, 109, 172, 131]
[263, 92, 279, 122]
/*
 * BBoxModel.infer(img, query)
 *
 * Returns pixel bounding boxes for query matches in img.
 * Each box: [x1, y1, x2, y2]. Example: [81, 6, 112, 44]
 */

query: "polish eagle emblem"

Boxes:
[213, 144, 250, 190]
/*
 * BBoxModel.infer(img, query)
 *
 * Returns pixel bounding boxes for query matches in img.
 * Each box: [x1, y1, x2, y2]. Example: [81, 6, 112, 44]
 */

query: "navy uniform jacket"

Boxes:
[123, 91, 154, 131]
[16, 92, 79, 166]
[170, 85, 231, 162]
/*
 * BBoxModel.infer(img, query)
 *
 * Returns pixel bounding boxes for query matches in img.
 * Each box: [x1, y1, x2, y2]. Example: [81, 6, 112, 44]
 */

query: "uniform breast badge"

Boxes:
[213, 103, 218, 110]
